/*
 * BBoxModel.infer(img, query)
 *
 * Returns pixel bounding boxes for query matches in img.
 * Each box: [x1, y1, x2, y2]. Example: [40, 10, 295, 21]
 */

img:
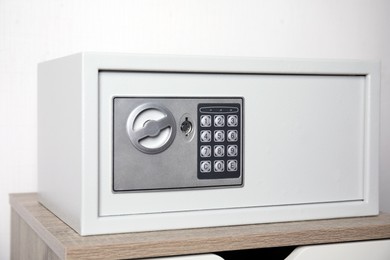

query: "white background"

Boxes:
[0, 0, 389, 259]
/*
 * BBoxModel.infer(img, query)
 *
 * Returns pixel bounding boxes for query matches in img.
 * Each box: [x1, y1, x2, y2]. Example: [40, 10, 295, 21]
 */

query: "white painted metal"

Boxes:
[38, 53, 380, 235]
[285, 239, 390, 260]
[100, 72, 365, 215]
[38, 54, 83, 232]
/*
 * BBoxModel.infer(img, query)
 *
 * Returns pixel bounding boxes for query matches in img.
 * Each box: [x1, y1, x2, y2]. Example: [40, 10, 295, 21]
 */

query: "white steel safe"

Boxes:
[38, 53, 380, 235]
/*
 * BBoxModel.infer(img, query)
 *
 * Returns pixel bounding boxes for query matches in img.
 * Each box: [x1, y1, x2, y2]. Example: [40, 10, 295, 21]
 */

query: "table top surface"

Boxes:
[10, 193, 390, 260]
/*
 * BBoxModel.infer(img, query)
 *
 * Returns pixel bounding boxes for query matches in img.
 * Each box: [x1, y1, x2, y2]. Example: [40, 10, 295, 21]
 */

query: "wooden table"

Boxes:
[10, 193, 390, 260]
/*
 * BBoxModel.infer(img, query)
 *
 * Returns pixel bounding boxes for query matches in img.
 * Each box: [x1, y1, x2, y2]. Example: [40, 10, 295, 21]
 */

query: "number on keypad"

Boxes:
[214, 145, 224, 157]
[200, 115, 211, 127]
[227, 115, 238, 127]
[200, 145, 211, 157]
[227, 130, 238, 142]
[227, 145, 238, 157]
[214, 160, 225, 172]
[214, 130, 225, 142]
[200, 130, 211, 142]
[214, 115, 225, 127]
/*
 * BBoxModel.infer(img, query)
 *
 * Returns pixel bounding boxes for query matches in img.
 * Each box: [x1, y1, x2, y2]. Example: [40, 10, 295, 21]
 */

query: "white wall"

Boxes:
[1, 0, 389, 259]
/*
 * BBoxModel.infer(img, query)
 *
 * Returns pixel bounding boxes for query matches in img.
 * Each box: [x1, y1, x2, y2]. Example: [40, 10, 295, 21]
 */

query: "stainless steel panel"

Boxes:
[113, 97, 243, 192]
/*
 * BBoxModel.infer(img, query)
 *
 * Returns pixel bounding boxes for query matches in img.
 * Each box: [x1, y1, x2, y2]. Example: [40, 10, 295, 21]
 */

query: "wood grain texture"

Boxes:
[10, 193, 390, 260]
[11, 209, 61, 260]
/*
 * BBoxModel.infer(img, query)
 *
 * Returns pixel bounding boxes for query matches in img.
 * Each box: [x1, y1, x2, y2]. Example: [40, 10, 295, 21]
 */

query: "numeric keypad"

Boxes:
[198, 103, 242, 179]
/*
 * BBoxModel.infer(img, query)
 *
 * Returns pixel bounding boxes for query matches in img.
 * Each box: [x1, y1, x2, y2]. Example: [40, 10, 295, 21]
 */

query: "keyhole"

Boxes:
[180, 117, 193, 136]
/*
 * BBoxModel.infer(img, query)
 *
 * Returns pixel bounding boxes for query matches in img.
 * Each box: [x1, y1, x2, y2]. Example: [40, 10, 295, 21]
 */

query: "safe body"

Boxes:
[38, 53, 379, 235]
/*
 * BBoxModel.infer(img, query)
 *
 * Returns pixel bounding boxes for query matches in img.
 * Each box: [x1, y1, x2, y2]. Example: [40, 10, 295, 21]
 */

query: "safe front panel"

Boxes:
[99, 71, 365, 216]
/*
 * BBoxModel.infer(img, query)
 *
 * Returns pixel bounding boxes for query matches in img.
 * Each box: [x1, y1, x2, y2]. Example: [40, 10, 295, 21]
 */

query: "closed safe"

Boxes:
[38, 53, 380, 235]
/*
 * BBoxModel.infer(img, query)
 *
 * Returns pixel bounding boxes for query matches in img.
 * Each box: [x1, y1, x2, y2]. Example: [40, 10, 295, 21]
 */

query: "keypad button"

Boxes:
[227, 160, 238, 172]
[227, 115, 238, 127]
[200, 161, 212, 173]
[200, 130, 211, 142]
[214, 145, 225, 157]
[227, 130, 238, 142]
[214, 160, 225, 172]
[214, 130, 225, 142]
[200, 115, 211, 127]
[200, 145, 211, 157]
[227, 145, 238, 157]
[214, 115, 225, 127]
